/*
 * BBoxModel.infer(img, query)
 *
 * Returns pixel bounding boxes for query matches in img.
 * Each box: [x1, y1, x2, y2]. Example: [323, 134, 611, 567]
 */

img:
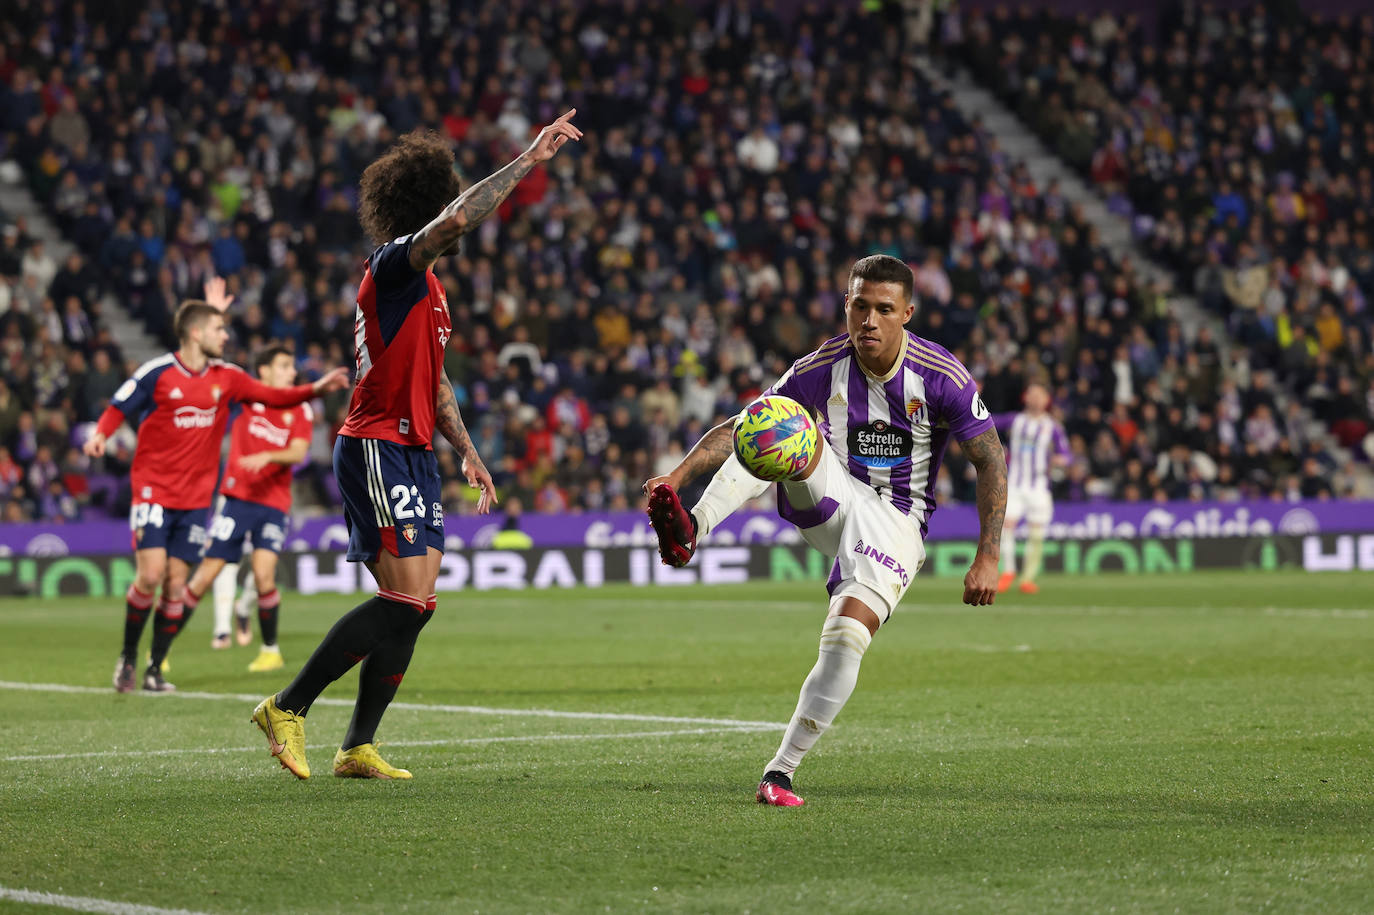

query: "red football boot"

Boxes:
[647, 483, 696, 567]
[756, 771, 805, 807]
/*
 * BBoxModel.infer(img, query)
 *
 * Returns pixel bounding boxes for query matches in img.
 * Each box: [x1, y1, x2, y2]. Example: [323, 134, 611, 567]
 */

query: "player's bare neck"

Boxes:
[855, 349, 899, 380]
[176, 345, 208, 374]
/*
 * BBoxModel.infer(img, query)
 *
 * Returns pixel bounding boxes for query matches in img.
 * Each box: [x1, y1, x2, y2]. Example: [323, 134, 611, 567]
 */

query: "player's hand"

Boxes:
[525, 109, 582, 163]
[640, 472, 681, 499]
[311, 367, 351, 395]
[82, 432, 107, 458]
[204, 275, 234, 312]
[238, 453, 272, 473]
[462, 457, 498, 514]
[962, 553, 999, 606]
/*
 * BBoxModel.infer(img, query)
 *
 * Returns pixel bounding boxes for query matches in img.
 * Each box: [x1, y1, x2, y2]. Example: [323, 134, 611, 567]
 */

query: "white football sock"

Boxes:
[690, 453, 770, 537]
[236, 572, 258, 620]
[1023, 524, 1045, 582]
[212, 562, 238, 636]
[1000, 523, 1018, 574]
[764, 615, 873, 777]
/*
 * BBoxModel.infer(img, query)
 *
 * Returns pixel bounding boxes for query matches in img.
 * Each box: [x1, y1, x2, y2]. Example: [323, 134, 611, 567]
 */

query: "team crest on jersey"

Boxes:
[283, 413, 293, 425]
[211, 385, 222, 402]
[252, 403, 264, 413]
[401, 523, 417, 544]
[906, 398, 928, 424]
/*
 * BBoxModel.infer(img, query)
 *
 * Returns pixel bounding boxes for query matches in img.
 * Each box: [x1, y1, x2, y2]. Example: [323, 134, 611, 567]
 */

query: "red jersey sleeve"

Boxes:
[223, 365, 315, 409]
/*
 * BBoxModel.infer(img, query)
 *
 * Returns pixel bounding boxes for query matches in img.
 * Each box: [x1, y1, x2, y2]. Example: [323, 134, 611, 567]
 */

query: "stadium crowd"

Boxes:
[950, 2, 1374, 492]
[0, 0, 1370, 525]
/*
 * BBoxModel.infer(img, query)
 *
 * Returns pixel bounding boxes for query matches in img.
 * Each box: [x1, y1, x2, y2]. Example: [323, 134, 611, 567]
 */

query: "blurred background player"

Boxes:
[252, 111, 581, 780]
[995, 383, 1071, 595]
[183, 344, 312, 672]
[84, 291, 348, 694]
[644, 255, 1008, 806]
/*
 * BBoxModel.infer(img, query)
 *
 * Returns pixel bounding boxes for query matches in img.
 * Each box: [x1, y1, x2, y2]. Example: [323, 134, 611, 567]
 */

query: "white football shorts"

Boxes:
[1005, 486, 1053, 527]
[776, 440, 925, 624]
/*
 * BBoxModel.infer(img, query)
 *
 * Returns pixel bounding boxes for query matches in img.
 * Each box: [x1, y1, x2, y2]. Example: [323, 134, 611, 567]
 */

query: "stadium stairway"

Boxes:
[912, 56, 1365, 475]
[0, 161, 162, 368]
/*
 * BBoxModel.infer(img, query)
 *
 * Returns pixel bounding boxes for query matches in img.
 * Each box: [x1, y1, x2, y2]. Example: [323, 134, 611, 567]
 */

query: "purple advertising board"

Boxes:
[0, 500, 1370, 557]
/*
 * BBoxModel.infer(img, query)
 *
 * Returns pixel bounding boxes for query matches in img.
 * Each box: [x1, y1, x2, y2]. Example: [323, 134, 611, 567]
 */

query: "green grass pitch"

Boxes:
[0, 570, 1371, 913]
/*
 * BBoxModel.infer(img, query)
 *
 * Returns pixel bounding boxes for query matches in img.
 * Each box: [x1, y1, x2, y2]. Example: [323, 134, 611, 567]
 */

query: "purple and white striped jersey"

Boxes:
[996, 412, 1071, 491]
[765, 331, 993, 537]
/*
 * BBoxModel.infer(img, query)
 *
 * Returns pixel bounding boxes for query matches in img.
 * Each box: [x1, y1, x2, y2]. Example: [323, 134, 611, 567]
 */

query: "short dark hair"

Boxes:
[358, 129, 465, 246]
[253, 343, 294, 376]
[849, 254, 914, 301]
[173, 301, 222, 342]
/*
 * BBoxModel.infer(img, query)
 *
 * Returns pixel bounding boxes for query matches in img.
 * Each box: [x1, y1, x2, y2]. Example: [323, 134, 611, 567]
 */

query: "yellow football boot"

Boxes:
[248, 647, 284, 672]
[333, 743, 412, 780]
[251, 694, 310, 779]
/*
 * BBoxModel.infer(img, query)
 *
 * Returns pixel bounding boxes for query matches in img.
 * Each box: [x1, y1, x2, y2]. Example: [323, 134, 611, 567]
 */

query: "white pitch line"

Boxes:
[593, 599, 1374, 618]
[0, 885, 209, 915]
[3, 726, 780, 763]
[0, 681, 782, 729]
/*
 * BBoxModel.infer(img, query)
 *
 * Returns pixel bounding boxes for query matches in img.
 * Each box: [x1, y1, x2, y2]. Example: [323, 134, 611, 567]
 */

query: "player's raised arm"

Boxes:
[958, 427, 1008, 606]
[435, 369, 497, 514]
[229, 366, 350, 409]
[408, 110, 582, 272]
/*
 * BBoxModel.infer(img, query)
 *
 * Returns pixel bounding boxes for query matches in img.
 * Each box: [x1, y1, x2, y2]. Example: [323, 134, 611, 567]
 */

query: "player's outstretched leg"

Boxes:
[335, 597, 435, 779]
[647, 484, 696, 567]
[758, 610, 875, 807]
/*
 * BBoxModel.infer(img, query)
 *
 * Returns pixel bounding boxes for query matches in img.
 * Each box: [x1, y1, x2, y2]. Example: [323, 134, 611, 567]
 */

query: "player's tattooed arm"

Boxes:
[675, 420, 736, 488]
[960, 427, 1008, 560]
[436, 373, 497, 513]
[409, 110, 582, 271]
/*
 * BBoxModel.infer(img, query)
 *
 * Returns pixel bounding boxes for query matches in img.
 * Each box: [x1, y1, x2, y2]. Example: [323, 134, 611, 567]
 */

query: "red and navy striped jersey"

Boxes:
[95, 353, 317, 510]
[339, 237, 452, 449]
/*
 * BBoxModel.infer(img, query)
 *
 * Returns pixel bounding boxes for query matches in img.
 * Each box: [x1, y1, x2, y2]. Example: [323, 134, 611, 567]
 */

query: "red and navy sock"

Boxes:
[121, 584, 156, 663]
[343, 597, 435, 749]
[257, 588, 281, 647]
[148, 596, 185, 668]
[174, 587, 201, 637]
[277, 590, 423, 716]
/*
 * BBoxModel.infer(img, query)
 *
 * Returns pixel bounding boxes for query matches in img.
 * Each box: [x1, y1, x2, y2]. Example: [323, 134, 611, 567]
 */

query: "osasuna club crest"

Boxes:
[401, 523, 418, 544]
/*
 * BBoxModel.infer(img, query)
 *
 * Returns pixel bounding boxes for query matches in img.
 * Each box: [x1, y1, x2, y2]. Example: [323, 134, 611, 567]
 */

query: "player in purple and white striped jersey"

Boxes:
[994, 383, 1071, 595]
[643, 255, 1008, 807]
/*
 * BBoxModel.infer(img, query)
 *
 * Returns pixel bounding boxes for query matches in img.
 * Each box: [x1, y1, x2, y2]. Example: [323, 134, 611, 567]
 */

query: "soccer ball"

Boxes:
[732, 395, 819, 482]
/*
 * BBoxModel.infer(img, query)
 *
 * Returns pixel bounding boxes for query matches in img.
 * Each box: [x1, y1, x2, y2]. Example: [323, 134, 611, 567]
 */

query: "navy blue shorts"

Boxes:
[129, 502, 208, 563]
[204, 495, 288, 560]
[333, 435, 444, 562]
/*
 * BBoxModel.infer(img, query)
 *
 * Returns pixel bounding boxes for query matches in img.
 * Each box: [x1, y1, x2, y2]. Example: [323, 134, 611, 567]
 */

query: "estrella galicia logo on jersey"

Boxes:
[848, 420, 911, 468]
[401, 523, 417, 545]
[172, 406, 218, 429]
[852, 539, 910, 586]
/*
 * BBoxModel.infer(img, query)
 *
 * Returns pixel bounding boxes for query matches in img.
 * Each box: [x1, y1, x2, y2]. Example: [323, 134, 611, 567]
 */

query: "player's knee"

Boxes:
[827, 588, 884, 636]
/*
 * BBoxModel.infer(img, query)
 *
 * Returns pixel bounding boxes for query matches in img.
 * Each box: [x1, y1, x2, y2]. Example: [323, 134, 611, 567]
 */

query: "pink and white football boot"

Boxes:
[756, 771, 805, 807]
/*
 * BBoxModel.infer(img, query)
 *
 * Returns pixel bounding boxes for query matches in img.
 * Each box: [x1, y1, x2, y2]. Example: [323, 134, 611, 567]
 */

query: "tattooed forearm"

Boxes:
[960, 427, 1008, 559]
[435, 376, 482, 468]
[676, 421, 735, 487]
[409, 152, 537, 270]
